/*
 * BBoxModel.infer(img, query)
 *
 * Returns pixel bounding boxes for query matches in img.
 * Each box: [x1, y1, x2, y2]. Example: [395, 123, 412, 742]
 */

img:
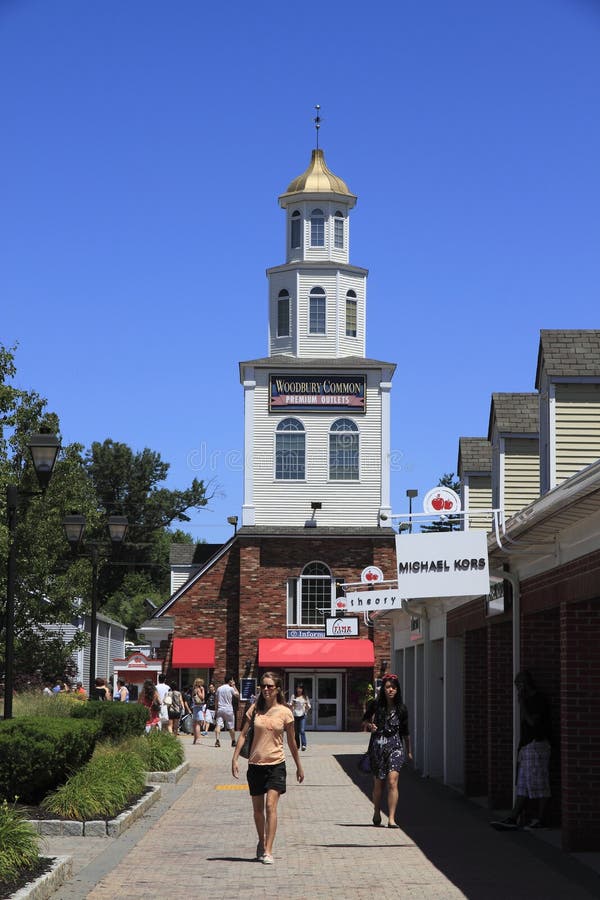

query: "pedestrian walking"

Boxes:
[191, 678, 205, 744]
[232, 671, 304, 865]
[214, 674, 239, 748]
[362, 673, 412, 828]
[202, 681, 217, 734]
[288, 683, 311, 750]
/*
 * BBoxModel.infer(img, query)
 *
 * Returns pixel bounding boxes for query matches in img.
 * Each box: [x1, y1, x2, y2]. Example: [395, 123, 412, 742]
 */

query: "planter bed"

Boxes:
[145, 760, 190, 783]
[1, 856, 71, 900]
[24, 785, 161, 837]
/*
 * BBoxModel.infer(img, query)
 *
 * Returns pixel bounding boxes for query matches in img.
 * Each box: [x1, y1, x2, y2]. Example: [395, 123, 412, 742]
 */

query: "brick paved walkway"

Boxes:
[44, 733, 600, 899]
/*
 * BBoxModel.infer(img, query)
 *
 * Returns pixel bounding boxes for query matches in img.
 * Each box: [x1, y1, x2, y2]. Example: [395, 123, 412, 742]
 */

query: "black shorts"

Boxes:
[247, 762, 287, 797]
[168, 709, 181, 720]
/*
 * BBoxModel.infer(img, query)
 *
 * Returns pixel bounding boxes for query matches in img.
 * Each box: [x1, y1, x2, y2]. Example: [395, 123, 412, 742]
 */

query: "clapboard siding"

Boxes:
[465, 475, 492, 531]
[503, 438, 540, 515]
[555, 383, 600, 484]
[252, 371, 383, 525]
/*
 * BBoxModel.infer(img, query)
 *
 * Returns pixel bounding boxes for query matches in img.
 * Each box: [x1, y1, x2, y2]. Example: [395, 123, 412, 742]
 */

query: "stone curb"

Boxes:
[9, 855, 72, 900]
[26, 786, 161, 837]
[145, 760, 190, 783]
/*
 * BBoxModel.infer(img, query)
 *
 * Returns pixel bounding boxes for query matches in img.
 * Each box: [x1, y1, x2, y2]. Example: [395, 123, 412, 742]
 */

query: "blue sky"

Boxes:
[2, 0, 599, 543]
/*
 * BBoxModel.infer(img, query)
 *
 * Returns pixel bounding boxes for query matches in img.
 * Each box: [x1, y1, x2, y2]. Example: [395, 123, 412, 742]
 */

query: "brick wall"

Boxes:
[487, 620, 513, 808]
[520, 606, 561, 825]
[560, 598, 600, 851]
[164, 533, 394, 729]
[464, 627, 488, 796]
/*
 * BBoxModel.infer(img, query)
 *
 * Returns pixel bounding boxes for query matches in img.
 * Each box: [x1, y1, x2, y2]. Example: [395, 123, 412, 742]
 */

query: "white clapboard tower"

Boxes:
[239, 143, 396, 528]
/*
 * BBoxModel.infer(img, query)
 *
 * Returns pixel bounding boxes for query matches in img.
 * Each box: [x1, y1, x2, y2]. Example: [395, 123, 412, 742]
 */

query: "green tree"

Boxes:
[420, 473, 462, 533]
[1, 345, 98, 684]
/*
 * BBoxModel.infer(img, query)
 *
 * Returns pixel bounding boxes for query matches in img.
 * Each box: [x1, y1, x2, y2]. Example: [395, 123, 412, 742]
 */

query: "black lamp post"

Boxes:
[62, 514, 128, 698]
[406, 489, 418, 534]
[4, 434, 60, 719]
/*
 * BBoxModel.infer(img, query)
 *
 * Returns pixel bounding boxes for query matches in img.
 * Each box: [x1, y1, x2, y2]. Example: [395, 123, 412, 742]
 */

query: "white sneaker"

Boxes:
[261, 853, 274, 865]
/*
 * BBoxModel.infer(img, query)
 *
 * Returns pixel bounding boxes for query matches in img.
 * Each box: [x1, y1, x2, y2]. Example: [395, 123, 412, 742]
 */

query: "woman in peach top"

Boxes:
[232, 671, 304, 865]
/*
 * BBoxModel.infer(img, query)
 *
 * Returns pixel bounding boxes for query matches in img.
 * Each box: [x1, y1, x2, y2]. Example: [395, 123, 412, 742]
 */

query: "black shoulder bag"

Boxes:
[240, 710, 256, 759]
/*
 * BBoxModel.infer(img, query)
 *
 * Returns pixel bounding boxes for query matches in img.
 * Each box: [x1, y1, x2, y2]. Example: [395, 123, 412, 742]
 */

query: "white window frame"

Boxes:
[329, 418, 359, 481]
[310, 208, 325, 247]
[309, 287, 326, 334]
[275, 418, 305, 481]
[334, 211, 344, 249]
[277, 290, 290, 337]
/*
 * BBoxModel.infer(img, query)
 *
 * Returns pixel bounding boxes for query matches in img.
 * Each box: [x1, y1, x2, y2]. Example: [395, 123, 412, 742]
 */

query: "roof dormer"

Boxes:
[487, 393, 540, 516]
[457, 437, 492, 530]
[536, 329, 600, 494]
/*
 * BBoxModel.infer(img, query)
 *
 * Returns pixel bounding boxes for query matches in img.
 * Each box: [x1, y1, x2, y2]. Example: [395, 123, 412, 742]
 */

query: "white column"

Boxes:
[379, 379, 392, 519]
[242, 374, 256, 526]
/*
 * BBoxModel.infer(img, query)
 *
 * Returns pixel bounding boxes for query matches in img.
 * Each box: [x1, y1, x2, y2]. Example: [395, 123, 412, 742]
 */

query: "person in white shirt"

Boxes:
[289, 684, 311, 750]
[155, 674, 171, 731]
[214, 675, 239, 747]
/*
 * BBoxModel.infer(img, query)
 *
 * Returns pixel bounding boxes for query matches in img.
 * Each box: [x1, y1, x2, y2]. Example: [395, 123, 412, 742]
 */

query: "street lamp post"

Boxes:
[406, 489, 418, 534]
[4, 434, 60, 719]
[62, 514, 128, 698]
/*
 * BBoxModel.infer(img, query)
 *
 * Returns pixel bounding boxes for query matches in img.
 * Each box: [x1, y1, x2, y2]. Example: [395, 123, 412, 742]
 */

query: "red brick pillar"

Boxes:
[464, 627, 488, 796]
[561, 599, 600, 850]
[487, 620, 513, 809]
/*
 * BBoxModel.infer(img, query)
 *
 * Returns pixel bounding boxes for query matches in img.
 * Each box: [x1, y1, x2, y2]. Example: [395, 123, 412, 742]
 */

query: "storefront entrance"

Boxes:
[288, 671, 342, 730]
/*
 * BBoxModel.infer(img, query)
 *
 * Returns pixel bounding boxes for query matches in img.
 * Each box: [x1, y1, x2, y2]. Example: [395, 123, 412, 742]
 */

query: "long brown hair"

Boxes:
[256, 671, 285, 712]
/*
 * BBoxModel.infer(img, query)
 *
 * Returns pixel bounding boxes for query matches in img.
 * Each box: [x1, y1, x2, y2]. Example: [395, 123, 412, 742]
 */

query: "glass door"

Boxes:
[315, 673, 341, 730]
[288, 672, 342, 730]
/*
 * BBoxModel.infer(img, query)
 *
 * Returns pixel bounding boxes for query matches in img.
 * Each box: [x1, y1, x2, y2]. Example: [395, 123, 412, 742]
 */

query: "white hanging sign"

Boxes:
[360, 565, 384, 583]
[333, 589, 404, 614]
[395, 530, 489, 599]
[422, 486, 461, 515]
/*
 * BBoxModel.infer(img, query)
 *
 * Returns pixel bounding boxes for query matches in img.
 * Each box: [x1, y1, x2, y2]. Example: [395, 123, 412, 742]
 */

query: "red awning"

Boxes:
[171, 638, 216, 668]
[258, 638, 374, 668]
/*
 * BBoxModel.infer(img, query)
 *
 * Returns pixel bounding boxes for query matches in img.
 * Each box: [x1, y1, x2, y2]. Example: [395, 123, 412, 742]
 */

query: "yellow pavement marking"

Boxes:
[216, 784, 248, 790]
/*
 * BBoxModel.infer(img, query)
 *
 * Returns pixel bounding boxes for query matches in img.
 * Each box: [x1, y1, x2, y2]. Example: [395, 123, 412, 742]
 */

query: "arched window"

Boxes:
[290, 210, 301, 250]
[301, 561, 331, 625]
[329, 418, 359, 480]
[310, 208, 325, 247]
[275, 418, 305, 480]
[309, 287, 326, 334]
[334, 211, 344, 249]
[277, 289, 290, 337]
[345, 290, 357, 337]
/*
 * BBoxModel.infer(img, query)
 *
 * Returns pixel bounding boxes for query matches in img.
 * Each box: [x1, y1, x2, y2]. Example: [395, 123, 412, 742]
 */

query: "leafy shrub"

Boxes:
[70, 701, 148, 740]
[41, 748, 146, 820]
[0, 717, 101, 804]
[0, 800, 41, 887]
[118, 731, 185, 771]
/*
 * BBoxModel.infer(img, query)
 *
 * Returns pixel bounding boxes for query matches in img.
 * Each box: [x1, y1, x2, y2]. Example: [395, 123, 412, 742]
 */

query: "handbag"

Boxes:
[357, 751, 371, 774]
[239, 711, 256, 759]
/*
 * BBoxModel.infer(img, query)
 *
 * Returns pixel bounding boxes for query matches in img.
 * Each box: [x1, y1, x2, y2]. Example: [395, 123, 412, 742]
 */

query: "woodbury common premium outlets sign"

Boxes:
[394, 531, 490, 599]
[269, 374, 366, 412]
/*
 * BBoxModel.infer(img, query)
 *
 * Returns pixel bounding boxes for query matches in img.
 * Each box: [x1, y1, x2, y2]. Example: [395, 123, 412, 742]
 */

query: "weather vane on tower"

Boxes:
[314, 105, 321, 150]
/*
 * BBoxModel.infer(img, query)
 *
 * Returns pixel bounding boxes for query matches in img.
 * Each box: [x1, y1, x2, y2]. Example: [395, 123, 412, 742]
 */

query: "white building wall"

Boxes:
[251, 369, 384, 526]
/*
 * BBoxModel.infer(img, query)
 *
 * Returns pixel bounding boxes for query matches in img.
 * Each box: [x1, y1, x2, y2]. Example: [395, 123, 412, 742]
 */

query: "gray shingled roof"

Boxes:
[457, 438, 492, 475]
[169, 543, 224, 566]
[239, 355, 396, 374]
[487, 393, 539, 440]
[535, 329, 600, 387]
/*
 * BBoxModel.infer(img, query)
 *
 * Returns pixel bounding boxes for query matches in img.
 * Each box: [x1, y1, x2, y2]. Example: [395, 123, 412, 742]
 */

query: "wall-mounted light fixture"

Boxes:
[227, 515, 238, 535]
[305, 501, 322, 528]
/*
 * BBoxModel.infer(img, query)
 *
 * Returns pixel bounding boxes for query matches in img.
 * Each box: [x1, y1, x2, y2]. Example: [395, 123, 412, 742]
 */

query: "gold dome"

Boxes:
[281, 149, 356, 200]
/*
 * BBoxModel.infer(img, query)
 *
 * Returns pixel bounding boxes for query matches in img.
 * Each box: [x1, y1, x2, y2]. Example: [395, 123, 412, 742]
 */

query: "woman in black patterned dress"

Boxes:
[362, 674, 412, 828]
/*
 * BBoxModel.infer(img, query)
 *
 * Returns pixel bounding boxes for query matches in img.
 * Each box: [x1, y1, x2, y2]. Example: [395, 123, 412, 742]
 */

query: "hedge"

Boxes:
[70, 700, 148, 739]
[0, 717, 101, 804]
